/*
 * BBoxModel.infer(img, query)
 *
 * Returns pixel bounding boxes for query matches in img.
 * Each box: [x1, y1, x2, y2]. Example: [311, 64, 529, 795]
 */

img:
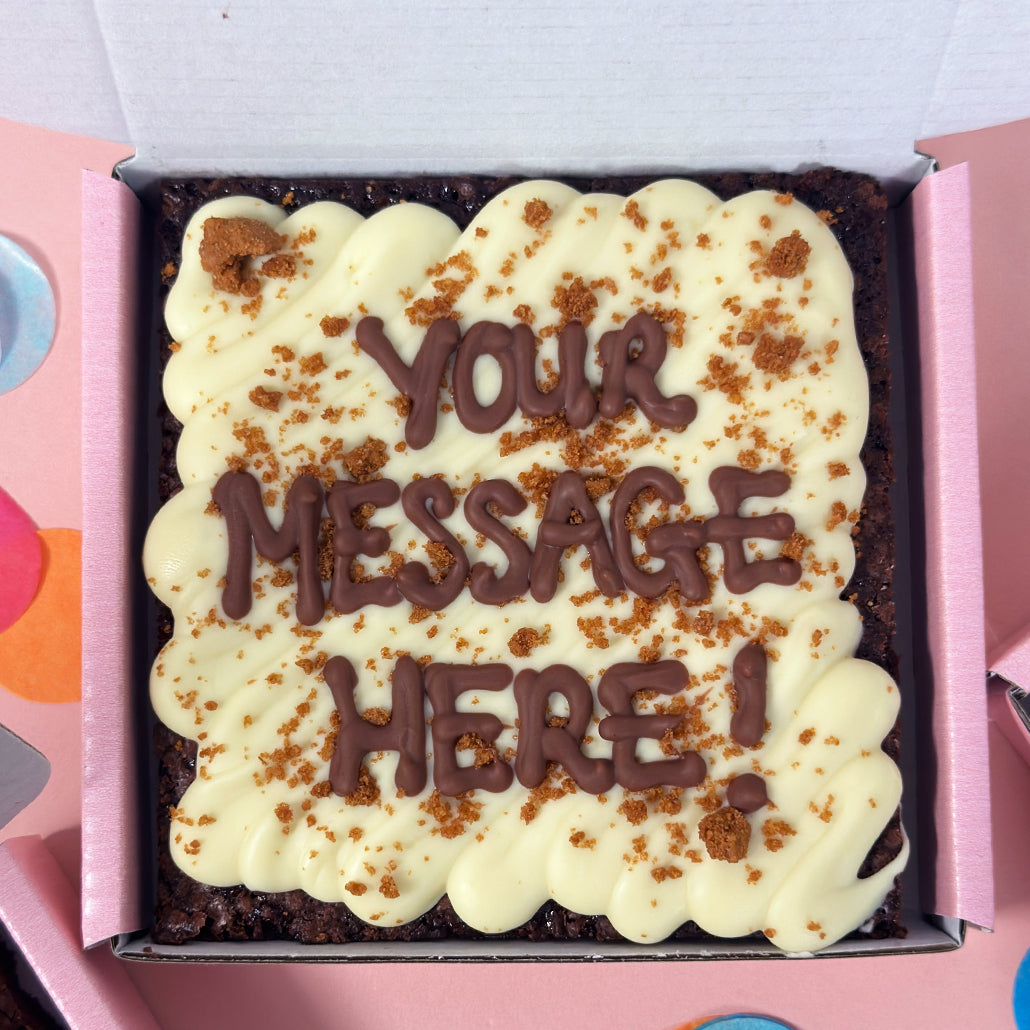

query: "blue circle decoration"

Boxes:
[0, 234, 56, 395]
[696, 1018, 794, 1030]
[1014, 947, 1030, 1030]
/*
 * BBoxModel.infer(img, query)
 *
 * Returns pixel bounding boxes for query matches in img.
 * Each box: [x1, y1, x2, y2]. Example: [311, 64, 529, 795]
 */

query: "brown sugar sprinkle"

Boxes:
[752, 333, 803, 375]
[695, 233, 711, 249]
[826, 500, 849, 531]
[550, 276, 598, 328]
[762, 818, 797, 853]
[161, 261, 178, 281]
[569, 829, 597, 849]
[650, 864, 684, 884]
[344, 880, 367, 897]
[406, 251, 477, 326]
[774, 193, 794, 206]
[248, 385, 283, 411]
[700, 354, 750, 405]
[765, 230, 810, 279]
[260, 253, 296, 279]
[343, 437, 388, 482]
[274, 802, 293, 826]
[779, 531, 810, 563]
[521, 765, 578, 823]
[622, 199, 648, 230]
[617, 797, 649, 826]
[456, 733, 499, 768]
[420, 790, 483, 838]
[386, 394, 412, 418]
[343, 766, 381, 808]
[512, 302, 535, 325]
[362, 707, 391, 727]
[299, 352, 328, 377]
[379, 874, 400, 899]
[651, 267, 673, 294]
[822, 411, 846, 438]
[320, 315, 351, 338]
[508, 626, 549, 657]
[811, 794, 835, 822]
[200, 216, 285, 295]
[698, 807, 751, 863]
[577, 615, 610, 649]
[827, 461, 849, 480]
[426, 541, 456, 581]
[798, 727, 816, 745]
[516, 463, 558, 516]
[523, 198, 553, 229]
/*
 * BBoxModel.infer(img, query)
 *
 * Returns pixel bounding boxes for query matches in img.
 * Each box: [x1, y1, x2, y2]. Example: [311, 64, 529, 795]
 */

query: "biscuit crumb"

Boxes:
[698, 807, 750, 862]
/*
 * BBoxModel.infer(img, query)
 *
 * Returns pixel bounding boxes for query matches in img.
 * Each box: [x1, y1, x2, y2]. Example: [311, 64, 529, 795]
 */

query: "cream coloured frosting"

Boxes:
[145, 179, 906, 952]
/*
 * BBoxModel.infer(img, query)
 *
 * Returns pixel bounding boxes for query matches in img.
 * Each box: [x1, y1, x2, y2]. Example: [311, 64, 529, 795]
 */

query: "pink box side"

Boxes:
[908, 162, 993, 929]
[0, 836, 160, 1030]
[80, 169, 142, 948]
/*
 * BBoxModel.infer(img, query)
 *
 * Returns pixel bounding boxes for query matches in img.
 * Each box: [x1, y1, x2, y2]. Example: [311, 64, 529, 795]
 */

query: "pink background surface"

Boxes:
[1, 115, 1028, 1029]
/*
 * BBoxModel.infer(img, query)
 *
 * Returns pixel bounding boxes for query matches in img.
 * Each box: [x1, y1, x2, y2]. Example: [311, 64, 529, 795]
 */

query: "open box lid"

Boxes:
[1, 2, 1028, 189]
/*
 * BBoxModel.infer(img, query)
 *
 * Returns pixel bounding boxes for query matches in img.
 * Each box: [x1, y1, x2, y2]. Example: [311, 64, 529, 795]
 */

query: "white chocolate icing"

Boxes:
[145, 180, 906, 952]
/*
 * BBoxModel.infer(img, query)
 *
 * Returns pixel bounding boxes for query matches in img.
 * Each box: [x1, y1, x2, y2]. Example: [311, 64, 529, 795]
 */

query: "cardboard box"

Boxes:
[79, 173, 985, 960]
[0, 836, 160, 1029]
[4, 0, 1018, 963]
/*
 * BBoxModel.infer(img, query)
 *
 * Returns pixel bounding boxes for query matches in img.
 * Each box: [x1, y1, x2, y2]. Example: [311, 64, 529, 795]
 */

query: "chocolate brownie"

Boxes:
[147, 170, 904, 950]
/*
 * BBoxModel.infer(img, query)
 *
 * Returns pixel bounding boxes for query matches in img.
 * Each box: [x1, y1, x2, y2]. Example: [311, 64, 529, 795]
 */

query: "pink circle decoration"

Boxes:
[0, 485, 42, 635]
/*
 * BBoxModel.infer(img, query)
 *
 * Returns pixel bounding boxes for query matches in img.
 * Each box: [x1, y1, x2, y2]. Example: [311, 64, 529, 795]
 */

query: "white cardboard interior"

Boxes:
[2, 1, 1028, 190]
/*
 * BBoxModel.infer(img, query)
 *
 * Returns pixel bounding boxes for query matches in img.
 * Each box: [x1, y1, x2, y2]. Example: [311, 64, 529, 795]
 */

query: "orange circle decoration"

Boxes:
[0, 528, 81, 703]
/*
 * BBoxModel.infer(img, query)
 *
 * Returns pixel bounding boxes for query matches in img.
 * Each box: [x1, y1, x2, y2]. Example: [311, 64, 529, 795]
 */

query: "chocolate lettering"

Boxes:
[597, 662, 706, 790]
[357, 314, 691, 438]
[397, 479, 470, 610]
[325, 656, 713, 797]
[513, 665, 615, 794]
[642, 521, 709, 602]
[597, 313, 697, 428]
[726, 772, 768, 813]
[425, 663, 515, 795]
[729, 642, 767, 748]
[215, 464, 803, 620]
[530, 470, 624, 602]
[512, 320, 597, 428]
[452, 321, 519, 432]
[707, 466, 801, 593]
[356, 316, 460, 449]
[326, 479, 401, 613]
[325, 654, 427, 797]
[609, 467, 685, 598]
[213, 470, 325, 625]
[464, 479, 533, 604]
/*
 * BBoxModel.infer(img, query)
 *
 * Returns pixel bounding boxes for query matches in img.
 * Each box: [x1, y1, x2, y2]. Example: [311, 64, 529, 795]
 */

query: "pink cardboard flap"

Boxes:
[907, 162, 993, 929]
[0, 835, 159, 1030]
[80, 169, 141, 948]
